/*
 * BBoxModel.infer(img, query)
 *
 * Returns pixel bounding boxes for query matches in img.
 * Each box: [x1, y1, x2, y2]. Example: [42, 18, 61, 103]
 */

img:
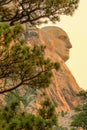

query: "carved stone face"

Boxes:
[41, 26, 72, 61]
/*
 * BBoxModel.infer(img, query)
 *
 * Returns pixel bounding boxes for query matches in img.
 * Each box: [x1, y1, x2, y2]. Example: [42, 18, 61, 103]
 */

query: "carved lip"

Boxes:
[66, 48, 69, 53]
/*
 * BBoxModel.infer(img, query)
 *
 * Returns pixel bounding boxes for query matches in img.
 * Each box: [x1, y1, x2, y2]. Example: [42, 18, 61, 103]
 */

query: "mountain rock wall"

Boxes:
[25, 26, 81, 113]
[0, 25, 81, 113]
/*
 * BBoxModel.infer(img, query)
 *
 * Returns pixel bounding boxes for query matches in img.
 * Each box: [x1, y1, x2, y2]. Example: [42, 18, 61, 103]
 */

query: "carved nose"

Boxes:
[65, 40, 72, 49]
[58, 35, 72, 49]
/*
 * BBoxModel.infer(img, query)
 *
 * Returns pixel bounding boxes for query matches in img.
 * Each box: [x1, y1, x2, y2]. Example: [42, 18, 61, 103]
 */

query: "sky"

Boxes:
[58, 0, 87, 90]
[40, 0, 87, 90]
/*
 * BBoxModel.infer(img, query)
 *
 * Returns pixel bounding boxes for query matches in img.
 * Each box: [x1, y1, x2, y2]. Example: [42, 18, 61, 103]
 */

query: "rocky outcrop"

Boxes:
[0, 26, 81, 113]
[24, 26, 81, 113]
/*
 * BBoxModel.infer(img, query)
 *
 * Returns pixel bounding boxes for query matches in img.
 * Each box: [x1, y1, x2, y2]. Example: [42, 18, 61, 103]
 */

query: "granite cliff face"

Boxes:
[24, 26, 81, 113]
[0, 25, 81, 112]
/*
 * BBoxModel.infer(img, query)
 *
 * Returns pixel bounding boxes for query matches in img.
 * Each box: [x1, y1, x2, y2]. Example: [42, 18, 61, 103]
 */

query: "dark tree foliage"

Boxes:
[71, 110, 87, 130]
[77, 90, 87, 100]
[38, 98, 58, 129]
[0, 21, 59, 94]
[0, 0, 80, 25]
[71, 90, 87, 130]
[0, 97, 58, 130]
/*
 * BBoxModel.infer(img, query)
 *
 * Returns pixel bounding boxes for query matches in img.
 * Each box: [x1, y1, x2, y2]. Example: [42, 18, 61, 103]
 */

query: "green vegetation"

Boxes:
[0, 18, 59, 129]
[61, 110, 65, 117]
[71, 90, 87, 130]
[0, 98, 58, 130]
[0, 21, 59, 94]
[0, 0, 81, 129]
[71, 110, 87, 130]
[0, 0, 79, 25]
[77, 90, 87, 100]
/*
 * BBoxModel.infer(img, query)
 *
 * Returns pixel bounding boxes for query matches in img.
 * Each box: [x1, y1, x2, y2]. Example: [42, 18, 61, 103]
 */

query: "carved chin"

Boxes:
[56, 50, 69, 62]
[59, 54, 69, 62]
[64, 56, 69, 62]
[62, 51, 70, 61]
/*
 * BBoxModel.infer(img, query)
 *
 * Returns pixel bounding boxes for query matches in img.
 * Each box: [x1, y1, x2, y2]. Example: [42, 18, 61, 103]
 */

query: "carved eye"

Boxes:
[58, 35, 68, 40]
[29, 32, 39, 37]
[58, 35, 72, 48]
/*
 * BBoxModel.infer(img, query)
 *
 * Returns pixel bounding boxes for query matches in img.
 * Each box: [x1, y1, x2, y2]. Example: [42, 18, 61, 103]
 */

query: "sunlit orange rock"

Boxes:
[25, 26, 81, 113]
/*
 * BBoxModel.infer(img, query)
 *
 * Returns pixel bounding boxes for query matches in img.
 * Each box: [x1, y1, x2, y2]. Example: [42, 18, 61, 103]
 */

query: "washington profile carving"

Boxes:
[40, 26, 72, 61]
[37, 26, 81, 111]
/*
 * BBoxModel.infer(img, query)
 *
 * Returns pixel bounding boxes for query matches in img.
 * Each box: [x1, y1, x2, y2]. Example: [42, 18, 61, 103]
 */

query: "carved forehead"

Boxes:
[41, 26, 68, 38]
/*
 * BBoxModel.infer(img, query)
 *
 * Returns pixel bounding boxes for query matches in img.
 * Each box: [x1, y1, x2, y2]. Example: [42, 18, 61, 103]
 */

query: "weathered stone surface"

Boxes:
[0, 26, 81, 113]
[25, 26, 81, 113]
